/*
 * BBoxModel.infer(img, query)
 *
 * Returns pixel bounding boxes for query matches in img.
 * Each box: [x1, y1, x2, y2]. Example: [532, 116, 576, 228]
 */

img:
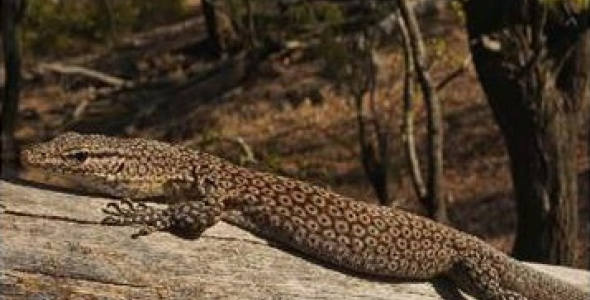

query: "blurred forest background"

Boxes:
[1, 0, 588, 269]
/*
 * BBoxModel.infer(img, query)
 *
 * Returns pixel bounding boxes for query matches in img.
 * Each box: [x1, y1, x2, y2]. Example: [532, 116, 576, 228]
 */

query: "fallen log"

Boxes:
[1, 180, 588, 300]
[37, 63, 133, 88]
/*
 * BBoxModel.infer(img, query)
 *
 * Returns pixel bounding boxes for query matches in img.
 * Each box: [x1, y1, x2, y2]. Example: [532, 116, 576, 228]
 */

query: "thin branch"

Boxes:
[397, 0, 447, 223]
[38, 63, 133, 88]
[349, 32, 391, 206]
[185, 135, 257, 165]
[397, 13, 428, 205]
[435, 55, 472, 92]
[225, 136, 257, 165]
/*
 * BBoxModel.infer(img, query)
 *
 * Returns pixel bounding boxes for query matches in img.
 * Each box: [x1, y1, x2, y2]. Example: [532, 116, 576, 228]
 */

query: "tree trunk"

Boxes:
[463, 0, 589, 266]
[202, 0, 223, 55]
[398, 14, 428, 206]
[353, 40, 393, 207]
[398, 0, 447, 223]
[1, 0, 24, 179]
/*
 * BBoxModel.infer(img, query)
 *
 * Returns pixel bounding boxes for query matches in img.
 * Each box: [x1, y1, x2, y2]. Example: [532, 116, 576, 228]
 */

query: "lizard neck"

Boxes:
[189, 152, 264, 204]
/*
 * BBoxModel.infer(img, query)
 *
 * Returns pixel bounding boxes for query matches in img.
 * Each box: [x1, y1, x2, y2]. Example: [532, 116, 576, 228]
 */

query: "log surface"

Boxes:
[1, 180, 588, 300]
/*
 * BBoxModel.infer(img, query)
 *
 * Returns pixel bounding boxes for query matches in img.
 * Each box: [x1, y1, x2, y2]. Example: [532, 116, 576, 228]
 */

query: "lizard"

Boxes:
[20, 132, 590, 300]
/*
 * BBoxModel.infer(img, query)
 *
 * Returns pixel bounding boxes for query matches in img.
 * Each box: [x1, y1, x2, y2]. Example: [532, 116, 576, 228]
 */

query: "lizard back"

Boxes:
[210, 161, 462, 279]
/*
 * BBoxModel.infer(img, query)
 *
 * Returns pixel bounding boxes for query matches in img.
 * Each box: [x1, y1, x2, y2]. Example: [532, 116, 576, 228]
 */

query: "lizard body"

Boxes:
[21, 132, 590, 300]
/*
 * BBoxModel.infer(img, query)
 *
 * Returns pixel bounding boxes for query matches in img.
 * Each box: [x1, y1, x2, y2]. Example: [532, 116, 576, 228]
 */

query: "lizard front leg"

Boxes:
[101, 198, 165, 238]
[102, 179, 225, 239]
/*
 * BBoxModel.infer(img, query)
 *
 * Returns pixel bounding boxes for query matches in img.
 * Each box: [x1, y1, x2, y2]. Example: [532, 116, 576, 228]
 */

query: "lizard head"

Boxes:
[21, 132, 197, 198]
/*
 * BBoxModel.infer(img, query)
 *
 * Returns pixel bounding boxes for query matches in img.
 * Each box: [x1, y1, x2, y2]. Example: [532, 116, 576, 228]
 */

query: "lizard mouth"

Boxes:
[20, 148, 40, 168]
[20, 147, 65, 174]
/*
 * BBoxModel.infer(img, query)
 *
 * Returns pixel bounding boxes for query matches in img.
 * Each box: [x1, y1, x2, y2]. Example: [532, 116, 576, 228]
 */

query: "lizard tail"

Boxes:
[501, 257, 590, 300]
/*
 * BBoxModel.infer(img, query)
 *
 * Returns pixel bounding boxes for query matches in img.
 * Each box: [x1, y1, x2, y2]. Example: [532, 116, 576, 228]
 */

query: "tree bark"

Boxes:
[397, 0, 447, 223]
[463, 0, 589, 265]
[1, 0, 24, 179]
[202, 0, 223, 55]
[398, 9, 428, 206]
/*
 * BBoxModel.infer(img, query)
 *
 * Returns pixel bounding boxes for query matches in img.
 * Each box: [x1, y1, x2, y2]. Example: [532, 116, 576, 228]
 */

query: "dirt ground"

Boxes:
[11, 6, 589, 267]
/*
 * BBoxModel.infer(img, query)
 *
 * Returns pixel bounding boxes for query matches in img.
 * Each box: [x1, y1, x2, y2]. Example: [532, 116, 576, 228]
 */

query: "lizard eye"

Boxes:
[65, 151, 89, 163]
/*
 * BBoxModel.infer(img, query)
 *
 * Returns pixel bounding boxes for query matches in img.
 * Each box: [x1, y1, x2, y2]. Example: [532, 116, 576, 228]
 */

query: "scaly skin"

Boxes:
[21, 132, 590, 300]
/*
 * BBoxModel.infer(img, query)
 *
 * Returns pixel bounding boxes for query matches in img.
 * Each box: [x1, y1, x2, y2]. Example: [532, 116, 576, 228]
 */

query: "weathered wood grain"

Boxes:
[1, 181, 588, 300]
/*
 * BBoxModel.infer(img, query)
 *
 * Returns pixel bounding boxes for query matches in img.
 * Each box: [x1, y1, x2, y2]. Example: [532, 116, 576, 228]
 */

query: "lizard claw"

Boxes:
[102, 198, 147, 216]
[103, 202, 124, 215]
[131, 226, 159, 239]
[101, 198, 150, 226]
[100, 198, 171, 238]
[101, 215, 128, 226]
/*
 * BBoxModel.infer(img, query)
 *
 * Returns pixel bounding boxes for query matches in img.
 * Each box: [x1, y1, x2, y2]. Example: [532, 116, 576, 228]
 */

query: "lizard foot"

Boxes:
[101, 198, 172, 238]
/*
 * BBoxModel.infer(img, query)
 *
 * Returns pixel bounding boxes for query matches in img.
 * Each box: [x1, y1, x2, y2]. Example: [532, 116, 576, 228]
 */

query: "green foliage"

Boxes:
[307, 1, 396, 84]
[450, 0, 465, 24]
[22, 0, 188, 57]
[283, 1, 344, 32]
[540, 0, 589, 6]
[223, 0, 344, 49]
[429, 38, 449, 63]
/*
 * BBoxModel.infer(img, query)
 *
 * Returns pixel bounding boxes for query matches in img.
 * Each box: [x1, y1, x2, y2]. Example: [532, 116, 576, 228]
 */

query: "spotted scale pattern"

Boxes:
[211, 163, 459, 279]
[22, 133, 590, 300]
